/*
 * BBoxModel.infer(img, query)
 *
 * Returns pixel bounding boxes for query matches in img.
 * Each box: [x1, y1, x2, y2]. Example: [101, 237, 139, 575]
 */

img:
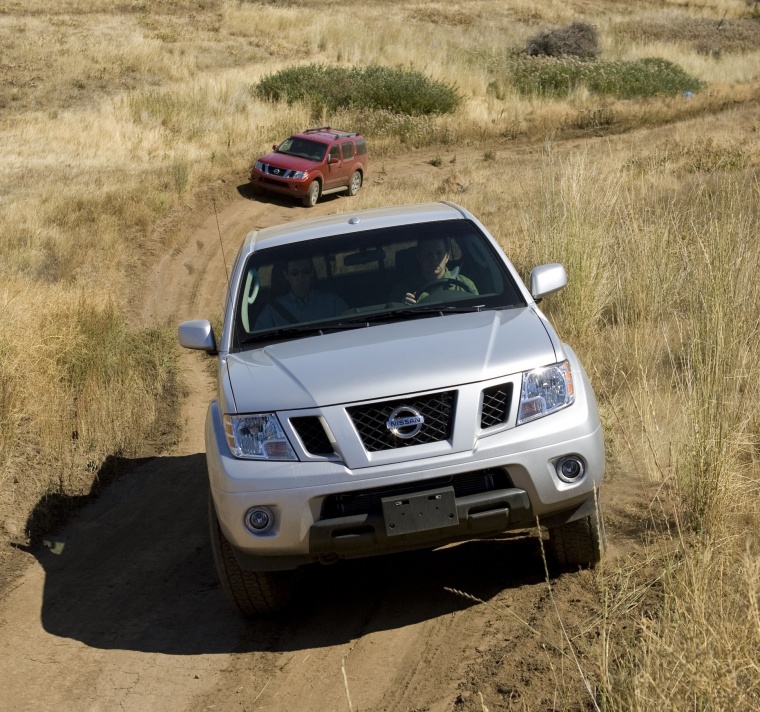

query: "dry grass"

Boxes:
[0, 277, 178, 541]
[613, 11, 760, 55]
[1, 0, 760, 706]
[598, 532, 760, 710]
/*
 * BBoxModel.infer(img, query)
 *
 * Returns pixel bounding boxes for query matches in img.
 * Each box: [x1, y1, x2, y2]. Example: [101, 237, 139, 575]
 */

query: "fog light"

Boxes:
[555, 455, 585, 483]
[245, 506, 274, 534]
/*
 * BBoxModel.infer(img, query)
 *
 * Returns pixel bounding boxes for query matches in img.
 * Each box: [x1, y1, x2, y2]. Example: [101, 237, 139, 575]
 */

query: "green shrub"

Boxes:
[510, 56, 703, 99]
[588, 57, 703, 99]
[255, 64, 461, 116]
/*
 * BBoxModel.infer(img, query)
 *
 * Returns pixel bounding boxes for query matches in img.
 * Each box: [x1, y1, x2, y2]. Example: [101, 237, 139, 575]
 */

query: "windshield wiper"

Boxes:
[413, 305, 487, 314]
[335, 305, 488, 327]
[238, 322, 365, 345]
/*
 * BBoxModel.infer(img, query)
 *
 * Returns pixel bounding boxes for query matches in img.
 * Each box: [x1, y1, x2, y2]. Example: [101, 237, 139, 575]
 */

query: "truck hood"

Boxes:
[226, 308, 559, 413]
[259, 151, 320, 171]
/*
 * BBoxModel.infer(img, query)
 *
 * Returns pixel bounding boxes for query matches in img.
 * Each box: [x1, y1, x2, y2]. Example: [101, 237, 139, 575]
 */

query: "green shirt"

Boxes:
[389, 268, 478, 303]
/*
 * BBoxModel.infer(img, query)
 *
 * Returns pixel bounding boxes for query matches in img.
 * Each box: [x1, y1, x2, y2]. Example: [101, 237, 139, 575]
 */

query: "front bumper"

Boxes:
[229, 489, 601, 571]
[250, 170, 308, 199]
[207, 406, 604, 570]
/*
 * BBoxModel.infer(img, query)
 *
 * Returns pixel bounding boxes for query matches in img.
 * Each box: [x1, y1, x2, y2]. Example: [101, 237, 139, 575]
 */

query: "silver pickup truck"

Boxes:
[179, 202, 605, 616]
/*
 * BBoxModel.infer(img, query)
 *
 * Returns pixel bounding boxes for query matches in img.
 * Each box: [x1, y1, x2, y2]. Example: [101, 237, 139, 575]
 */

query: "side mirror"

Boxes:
[328, 154, 338, 164]
[272, 143, 279, 151]
[530, 263, 567, 301]
[178, 319, 217, 354]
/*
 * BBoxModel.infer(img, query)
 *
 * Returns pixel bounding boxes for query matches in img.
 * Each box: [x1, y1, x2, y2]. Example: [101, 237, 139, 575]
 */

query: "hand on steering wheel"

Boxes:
[413, 277, 477, 303]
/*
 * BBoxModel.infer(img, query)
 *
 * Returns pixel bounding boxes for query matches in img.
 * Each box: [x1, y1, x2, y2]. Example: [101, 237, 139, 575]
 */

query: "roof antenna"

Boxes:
[213, 199, 230, 286]
[213, 199, 236, 349]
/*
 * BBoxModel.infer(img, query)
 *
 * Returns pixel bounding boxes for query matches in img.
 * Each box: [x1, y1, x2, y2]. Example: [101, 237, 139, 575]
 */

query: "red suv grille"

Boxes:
[258, 163, 298, 179]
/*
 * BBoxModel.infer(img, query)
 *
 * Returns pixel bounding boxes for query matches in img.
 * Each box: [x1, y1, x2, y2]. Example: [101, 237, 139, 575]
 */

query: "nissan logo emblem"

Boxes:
[386, 406, 425, 439]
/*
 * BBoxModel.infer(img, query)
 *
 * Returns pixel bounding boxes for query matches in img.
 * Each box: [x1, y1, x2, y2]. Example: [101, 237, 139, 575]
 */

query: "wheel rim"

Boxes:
[350, 172, 361, 195]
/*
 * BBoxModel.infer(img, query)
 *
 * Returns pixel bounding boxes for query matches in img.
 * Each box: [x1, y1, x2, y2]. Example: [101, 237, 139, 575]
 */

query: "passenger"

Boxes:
[389, 237, 478, 305]
[255, 258, 348, 329]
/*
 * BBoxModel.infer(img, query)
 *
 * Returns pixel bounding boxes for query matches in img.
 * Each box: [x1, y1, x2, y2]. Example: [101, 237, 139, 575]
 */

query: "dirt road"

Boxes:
[0, 158, 645, 712]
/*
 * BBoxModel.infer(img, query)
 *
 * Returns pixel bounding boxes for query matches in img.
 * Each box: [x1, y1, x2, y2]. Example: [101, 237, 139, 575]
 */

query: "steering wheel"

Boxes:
[416, 277, 477, 302]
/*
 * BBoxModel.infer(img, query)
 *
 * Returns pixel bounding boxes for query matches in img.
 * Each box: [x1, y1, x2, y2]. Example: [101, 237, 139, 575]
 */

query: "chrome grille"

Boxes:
[260, 163, 298, 179]
[347, 391, 456, 452]
[481, 383, 512, 428]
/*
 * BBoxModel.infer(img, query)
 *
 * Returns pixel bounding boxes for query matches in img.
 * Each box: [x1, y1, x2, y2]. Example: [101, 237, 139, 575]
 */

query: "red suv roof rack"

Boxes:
[302, 127, 359, 139]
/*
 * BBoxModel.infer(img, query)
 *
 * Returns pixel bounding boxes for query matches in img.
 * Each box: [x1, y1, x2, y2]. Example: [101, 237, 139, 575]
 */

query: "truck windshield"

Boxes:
[233, 220, 525, 348]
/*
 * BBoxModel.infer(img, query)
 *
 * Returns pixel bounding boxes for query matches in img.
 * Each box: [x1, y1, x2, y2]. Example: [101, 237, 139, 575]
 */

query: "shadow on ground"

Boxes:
[236, 182, 345, 209]
[18, 452, 547, 657]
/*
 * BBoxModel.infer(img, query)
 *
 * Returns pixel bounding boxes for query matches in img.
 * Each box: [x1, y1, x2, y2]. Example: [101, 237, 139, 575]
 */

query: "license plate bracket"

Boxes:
[381, 487, 458, 537]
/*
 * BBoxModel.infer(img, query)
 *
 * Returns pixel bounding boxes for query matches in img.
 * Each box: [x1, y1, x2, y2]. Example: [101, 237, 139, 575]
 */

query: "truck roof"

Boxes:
[242, 202, 470, 253]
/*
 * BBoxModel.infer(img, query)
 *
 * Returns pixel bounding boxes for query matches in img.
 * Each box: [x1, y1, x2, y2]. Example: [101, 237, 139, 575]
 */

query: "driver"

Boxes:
[255, 258, 348, 329]
[389, 237, 478, 305]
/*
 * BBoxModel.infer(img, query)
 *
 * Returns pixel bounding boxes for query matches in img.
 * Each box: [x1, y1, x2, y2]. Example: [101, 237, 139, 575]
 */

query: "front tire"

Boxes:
[348, 170, 362, 197]
[548, 508, 605, 569]
[208, 494, 295, 616]
[303, 180, 320, 207]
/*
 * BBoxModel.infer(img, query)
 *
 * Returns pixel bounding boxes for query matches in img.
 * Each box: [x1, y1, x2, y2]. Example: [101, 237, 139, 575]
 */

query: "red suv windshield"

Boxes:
[276, 137, 327, 162]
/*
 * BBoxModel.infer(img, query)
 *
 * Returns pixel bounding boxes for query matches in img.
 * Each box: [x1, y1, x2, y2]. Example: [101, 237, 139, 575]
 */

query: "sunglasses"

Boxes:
[288, 268, 313, 277]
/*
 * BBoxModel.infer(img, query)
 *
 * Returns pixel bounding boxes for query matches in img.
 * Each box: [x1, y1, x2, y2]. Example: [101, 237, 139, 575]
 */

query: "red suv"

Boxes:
[250, 127, 368, 207]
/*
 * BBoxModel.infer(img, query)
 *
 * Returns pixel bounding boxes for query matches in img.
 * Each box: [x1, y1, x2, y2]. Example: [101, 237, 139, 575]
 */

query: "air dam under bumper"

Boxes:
[231, 489, 598, 571]
[251, 174, 305, 196]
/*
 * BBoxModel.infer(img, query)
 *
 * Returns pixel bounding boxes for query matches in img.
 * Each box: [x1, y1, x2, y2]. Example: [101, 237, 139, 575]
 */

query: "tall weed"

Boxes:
[667, 179, 760, 531]
[599, 535, 760, 710]
[514, 149, 617, 345]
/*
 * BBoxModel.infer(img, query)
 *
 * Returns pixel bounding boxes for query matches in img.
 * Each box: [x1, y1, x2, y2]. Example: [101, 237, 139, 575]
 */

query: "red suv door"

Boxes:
[324, 142, 352, 189]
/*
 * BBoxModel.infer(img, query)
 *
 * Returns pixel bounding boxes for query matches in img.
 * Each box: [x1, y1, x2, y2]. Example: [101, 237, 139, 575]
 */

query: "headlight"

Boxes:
[517, 361, 574, 425]
[291, 170, 307, 179]
[254, 161, 264, 172]
[223, 413, 297, 460]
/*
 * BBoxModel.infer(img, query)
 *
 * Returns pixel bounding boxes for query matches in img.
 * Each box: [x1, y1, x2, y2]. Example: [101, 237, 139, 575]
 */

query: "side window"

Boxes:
[329, 145, 341, 163]
[341, 142, 355, 160]
[355, 138, 367, 156]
